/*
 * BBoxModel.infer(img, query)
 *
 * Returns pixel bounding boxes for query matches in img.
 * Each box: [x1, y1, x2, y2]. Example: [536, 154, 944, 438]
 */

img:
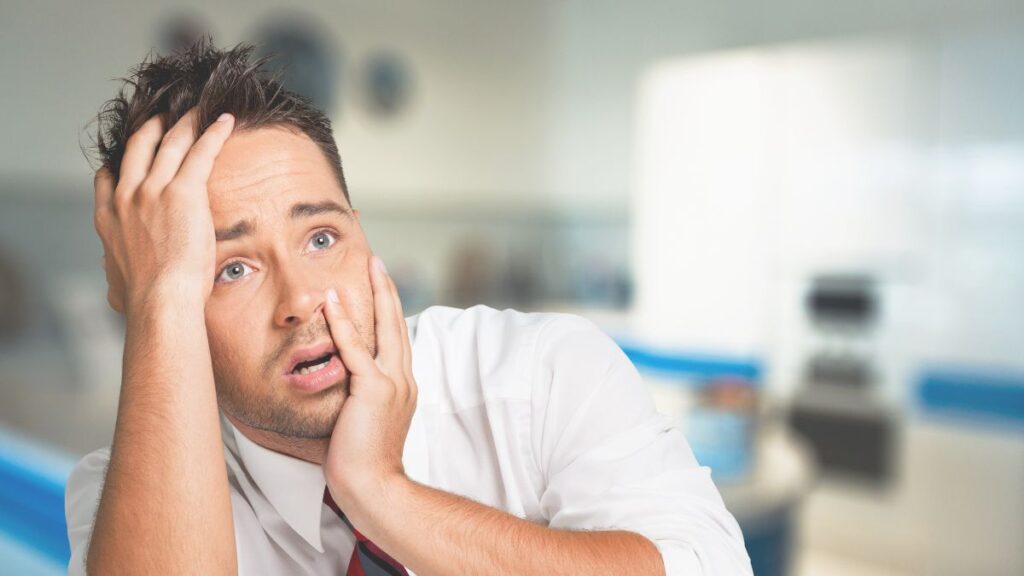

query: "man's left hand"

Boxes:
[322, 254, 417, 513]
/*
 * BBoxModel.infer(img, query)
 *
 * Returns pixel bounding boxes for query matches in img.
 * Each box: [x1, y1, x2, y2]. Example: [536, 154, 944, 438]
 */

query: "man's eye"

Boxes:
[216, 261, 253, 284]
[306, 230, 338, 252]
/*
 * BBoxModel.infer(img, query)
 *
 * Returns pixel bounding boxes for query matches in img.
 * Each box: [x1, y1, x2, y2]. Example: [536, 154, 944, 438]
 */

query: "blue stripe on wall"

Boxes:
[0, 429, 73, 566]
[612, 337, 762, 383]
[917, 367, 1024, 427]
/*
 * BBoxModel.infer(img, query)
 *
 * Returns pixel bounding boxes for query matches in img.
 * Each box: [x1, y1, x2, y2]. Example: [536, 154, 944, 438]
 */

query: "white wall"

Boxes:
[628, 29, 1024, 389]
[0, 0, 555, 211]
[546, 0, 1024, 211]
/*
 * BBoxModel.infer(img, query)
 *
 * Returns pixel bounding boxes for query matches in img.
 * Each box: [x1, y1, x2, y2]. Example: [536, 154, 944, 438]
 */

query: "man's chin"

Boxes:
[221, 382, 347, 440]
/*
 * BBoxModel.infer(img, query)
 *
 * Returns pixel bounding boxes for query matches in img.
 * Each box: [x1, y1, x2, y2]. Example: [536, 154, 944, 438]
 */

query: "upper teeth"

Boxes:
[298, 359, 330, 375]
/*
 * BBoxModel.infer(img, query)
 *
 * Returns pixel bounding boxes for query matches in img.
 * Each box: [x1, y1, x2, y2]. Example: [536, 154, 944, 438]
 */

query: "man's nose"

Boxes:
[273, 270, 327, 328]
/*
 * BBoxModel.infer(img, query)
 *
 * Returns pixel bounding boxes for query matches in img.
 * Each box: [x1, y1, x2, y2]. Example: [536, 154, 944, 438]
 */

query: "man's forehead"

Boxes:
[207, 125, 344, 211]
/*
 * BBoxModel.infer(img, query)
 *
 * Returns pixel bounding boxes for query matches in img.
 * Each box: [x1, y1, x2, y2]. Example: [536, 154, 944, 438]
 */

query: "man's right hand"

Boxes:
[93, 108, 235, 315]
[85, 109, 240, 575]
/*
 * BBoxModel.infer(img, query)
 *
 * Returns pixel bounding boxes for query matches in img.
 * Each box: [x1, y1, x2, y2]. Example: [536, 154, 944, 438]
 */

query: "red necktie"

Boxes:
[323, 487, 411, 576]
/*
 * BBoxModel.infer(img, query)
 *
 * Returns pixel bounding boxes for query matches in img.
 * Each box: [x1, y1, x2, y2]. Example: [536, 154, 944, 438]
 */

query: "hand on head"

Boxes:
[94, 107, 235, 314]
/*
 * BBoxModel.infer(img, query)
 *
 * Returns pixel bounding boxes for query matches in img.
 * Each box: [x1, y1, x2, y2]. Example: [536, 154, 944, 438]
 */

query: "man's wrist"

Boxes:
[126, 278, 208, 318]
[331, 471, 411, 528]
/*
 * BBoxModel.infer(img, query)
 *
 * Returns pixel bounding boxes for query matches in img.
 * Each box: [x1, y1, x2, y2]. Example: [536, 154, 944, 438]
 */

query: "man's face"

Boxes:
[204, 125, 375, 440]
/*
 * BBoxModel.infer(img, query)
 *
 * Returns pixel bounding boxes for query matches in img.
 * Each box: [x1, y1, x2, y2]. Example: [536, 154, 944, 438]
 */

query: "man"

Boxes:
[65, 39, 753, 575]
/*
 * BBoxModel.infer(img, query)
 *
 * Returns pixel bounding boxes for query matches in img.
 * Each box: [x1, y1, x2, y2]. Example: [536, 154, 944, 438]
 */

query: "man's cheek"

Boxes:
[207, 332, 247, 383]
[208, 344, 232, 389]
[206, 330, 228, 371]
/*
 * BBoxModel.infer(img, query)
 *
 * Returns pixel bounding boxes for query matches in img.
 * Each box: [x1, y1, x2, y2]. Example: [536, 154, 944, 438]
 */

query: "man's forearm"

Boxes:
[87, 292, 236, 574]
[345, 475, 666, 576]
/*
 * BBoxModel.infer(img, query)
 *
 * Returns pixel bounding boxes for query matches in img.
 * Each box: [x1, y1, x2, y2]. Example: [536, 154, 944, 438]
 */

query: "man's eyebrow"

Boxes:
[290, 200, 354, 221]
[215, 201, 352, 242]
[216, 220, 253, 242]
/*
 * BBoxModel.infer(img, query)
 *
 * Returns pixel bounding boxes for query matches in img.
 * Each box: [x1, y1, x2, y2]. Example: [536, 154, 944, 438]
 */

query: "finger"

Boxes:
[93, 166, 115, 217]
[171, 113, 235, 194]
[140, 108, 199, 195]
[398, 299, 412, 378]
[369, 255, 402, 373]
[117, 114, 164, 195]
[384, 266, 413, 378]
[323, 289, 378, 377]
[379, 263, 415, 404]
[399, 298, 414, 399]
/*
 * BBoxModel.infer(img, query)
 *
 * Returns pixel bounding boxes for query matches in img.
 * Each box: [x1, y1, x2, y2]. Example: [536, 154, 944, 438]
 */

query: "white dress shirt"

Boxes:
[66, 304, 753, 575]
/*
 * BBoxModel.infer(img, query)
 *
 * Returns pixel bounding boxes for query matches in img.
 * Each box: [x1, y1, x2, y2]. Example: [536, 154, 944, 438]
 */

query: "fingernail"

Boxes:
[217, 112, 233, 123]
[374, 256, 387, 275]
[326, 288, 340, 303]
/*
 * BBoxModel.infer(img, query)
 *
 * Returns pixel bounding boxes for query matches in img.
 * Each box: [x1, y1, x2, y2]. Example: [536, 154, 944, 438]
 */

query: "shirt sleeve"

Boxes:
[531, 315, 753, 575]
[64, 447, 111, 576]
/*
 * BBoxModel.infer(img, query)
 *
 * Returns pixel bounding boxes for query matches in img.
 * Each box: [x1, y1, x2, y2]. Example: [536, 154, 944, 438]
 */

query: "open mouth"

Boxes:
[291, 352, 336, 376]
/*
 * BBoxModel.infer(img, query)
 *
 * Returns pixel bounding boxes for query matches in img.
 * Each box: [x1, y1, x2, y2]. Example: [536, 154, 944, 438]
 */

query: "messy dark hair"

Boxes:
[88, 36, 350, 204]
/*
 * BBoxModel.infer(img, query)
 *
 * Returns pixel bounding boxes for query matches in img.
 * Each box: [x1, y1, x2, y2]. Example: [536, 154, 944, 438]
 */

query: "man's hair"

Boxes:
[90, 37, 350, 204]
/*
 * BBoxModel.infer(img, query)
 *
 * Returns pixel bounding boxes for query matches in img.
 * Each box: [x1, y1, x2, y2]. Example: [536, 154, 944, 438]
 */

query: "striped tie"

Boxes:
[323, 487, 411, 576]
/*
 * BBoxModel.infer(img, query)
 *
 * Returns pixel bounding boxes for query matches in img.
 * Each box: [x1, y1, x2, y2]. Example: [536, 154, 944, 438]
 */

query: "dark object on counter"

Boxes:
[805, 273, 877, 327]
[789, 390, 896, 483]
[790, 272, 895, 484]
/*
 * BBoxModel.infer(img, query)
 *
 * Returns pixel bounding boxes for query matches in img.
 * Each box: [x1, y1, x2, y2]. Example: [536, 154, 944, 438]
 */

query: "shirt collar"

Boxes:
[228, 419, 328, 552]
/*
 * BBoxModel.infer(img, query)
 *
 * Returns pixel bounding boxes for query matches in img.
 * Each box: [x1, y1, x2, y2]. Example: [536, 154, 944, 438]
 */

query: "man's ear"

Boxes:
[353, 208, 361, 221]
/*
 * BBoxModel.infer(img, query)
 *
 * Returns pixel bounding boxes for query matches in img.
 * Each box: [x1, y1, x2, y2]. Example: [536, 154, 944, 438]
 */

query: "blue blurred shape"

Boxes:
[918, 367, 1024, 428]
[613, 337, 762, 383]
[0, 427, 74, 568]
[0, 533, 65, 575]
[685, 409, 754, 480]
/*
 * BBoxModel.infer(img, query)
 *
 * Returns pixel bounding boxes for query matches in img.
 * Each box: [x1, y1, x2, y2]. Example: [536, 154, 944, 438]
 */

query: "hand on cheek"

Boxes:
[322, 254, 417, 514]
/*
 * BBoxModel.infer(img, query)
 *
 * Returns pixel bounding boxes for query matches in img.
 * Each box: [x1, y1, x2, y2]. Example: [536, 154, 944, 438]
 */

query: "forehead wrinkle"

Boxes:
[210, 156, 317, 196]
[208, 127, 346, 221]
[209, 125, 342, 203]
[211, 186, 332, 243]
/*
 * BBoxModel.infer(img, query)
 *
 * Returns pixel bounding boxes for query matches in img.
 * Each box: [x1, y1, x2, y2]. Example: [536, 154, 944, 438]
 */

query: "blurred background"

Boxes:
[2, 1, 1023, 574]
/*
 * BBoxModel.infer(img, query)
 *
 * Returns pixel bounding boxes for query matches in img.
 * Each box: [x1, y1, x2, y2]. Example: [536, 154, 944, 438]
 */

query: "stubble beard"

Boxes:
[215, 369, 349, 440]
[210, 312, 372, 440]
